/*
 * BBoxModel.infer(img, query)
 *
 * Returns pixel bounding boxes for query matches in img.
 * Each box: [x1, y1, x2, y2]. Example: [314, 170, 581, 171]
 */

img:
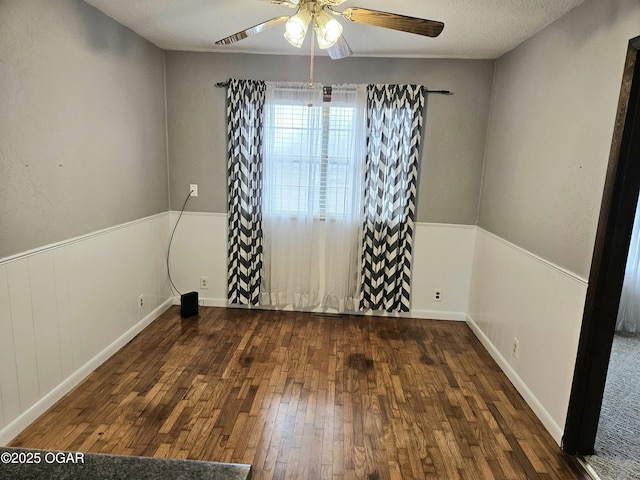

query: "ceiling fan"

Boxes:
[215, 0, 444, 60]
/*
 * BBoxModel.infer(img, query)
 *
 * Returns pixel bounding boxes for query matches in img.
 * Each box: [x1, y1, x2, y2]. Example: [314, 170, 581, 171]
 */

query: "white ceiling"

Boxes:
[83, 0, 584, 59]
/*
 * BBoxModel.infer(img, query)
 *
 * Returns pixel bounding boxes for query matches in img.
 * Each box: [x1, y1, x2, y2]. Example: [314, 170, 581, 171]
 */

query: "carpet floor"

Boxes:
[0, 447, 251, 480]
[586, 333, 640, 479]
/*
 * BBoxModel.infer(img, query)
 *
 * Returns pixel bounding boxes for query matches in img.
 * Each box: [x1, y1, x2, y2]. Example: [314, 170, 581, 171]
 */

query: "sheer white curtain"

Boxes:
[617, 197, 640, 333]
[260, 82, 366, 310]
[324, 85, 366, 310]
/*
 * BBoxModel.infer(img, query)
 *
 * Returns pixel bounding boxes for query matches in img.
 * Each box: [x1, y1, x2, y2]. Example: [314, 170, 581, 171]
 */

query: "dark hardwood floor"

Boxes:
[10, 306, 588, 479]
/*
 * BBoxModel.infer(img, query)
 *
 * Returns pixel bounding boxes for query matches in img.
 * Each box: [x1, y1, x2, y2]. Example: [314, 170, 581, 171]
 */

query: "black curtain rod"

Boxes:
[214, 81, 452, 95]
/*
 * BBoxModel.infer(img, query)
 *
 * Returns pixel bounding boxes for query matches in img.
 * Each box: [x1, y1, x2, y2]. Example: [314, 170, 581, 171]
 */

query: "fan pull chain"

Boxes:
[309, 12, 316, 92]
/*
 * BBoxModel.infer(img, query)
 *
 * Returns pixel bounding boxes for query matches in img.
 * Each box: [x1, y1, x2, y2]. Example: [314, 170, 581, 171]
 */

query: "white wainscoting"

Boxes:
[411, 223, 476, 320]
[2, 212, 584, 447]
[0, 213, 172, 445]
[168, 212, 476, 320]
[467, 227, 588, 445]
[168, 212, 229, 306]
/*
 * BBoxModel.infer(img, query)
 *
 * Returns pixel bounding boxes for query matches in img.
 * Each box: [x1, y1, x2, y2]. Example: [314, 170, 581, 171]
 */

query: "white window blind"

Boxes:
[263, 86, 358, 219]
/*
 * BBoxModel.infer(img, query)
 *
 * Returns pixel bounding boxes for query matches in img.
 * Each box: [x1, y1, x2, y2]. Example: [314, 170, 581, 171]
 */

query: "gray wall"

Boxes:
[0, 0, 168, 259]
[165, 52, 494, 224]
[478, 0, 640, 278]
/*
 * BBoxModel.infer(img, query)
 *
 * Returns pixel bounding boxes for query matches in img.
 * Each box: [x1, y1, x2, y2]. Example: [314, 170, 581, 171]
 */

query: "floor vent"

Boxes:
[310, 312, 345, 319]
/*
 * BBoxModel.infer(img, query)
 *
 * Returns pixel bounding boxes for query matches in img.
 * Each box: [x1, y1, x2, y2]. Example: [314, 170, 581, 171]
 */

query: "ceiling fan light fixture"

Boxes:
[215, 2, 444, 59]
[284, 6, 312, 47]
[284, 30, 305, 47]
[314, 9, 342, 49]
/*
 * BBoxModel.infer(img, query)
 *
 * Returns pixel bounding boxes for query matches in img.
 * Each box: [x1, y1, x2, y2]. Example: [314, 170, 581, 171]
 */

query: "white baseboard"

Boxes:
[0, 298, 173, 446]
[410, 309, 466, 321]
[465, 314, 564, 444]
[172, 296, 465, 322]
[172, 296, 228, 308]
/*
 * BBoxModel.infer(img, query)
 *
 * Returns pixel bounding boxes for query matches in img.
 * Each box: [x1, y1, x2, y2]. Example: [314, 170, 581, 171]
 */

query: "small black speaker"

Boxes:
[180, 291, 199, 318]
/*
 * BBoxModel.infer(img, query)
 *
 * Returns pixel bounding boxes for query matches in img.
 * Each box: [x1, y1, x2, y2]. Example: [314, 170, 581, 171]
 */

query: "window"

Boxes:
[263, 88, 359, 219]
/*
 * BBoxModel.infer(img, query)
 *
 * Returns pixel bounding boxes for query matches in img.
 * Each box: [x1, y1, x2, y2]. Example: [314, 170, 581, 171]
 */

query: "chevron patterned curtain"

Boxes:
[360, 84, 424, 312]
[227, 79, 266, 305]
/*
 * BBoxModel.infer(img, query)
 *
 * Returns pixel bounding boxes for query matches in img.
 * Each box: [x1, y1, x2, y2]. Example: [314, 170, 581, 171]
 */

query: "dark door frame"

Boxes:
[563, 35, 640, 455]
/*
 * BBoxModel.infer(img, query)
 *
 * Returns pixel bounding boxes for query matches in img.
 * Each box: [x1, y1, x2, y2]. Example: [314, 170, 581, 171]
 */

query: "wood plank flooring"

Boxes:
[10, 306, 588, 479]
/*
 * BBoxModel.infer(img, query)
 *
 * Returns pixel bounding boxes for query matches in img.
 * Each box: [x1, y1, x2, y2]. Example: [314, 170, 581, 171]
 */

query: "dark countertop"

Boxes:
[0, 447, 252, 480]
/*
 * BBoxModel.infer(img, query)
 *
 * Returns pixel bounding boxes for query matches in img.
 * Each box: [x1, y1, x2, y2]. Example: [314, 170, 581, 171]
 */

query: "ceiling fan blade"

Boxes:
[215, 16, 289, 45]
[341, 7, 444, 38]
[327, 35, 352, 60]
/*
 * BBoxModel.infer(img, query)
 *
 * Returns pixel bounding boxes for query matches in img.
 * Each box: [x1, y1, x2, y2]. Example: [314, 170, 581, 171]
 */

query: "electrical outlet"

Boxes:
[138, 295, 144, 310]
[433, 289, 442, 302]
[189, 184, 198, 197]
[512, 337, 520, 359]
[200, 276, 209, 290]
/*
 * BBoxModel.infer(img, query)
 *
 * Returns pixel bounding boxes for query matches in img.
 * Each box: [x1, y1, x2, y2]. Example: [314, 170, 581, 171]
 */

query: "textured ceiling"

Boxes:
[83, 0, 584, 59]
